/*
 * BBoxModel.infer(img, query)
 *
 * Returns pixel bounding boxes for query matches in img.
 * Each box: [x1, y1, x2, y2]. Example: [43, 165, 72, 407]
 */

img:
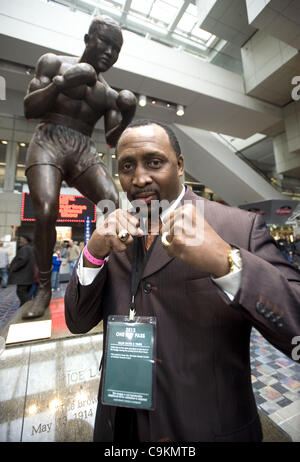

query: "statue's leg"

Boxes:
[72, 162, 118, 206]
[22, 164, 62, 319]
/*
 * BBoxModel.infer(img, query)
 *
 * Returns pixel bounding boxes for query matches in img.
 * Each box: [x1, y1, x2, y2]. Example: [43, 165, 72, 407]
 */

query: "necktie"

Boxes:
[145, 218, 162, 251]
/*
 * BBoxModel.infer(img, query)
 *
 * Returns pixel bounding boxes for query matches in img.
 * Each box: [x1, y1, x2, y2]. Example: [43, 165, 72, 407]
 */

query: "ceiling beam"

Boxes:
[120, 0, 132, 25]
[167, 0, 189, 36]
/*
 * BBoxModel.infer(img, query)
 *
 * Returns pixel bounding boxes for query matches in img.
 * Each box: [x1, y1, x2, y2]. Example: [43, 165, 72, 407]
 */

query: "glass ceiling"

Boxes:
[50, 0, 220, 58]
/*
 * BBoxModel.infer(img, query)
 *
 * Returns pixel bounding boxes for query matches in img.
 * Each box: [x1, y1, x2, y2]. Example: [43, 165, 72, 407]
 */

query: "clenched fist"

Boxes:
[84, 209, 144, 267]
[161, 203, 231, 278]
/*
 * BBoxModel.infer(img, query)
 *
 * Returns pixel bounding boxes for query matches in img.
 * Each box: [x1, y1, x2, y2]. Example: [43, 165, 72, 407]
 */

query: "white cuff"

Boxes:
[211, 269, 242, 301]
[76, 251, 109, 286]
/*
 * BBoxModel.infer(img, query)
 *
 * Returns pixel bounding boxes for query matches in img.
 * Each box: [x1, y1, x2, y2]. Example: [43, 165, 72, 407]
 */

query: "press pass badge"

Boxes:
[102, 315, 157, 410]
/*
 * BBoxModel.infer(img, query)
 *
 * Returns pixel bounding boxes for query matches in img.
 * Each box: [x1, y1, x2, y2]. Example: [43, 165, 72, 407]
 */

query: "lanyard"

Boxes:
[129, 235, 159, 320]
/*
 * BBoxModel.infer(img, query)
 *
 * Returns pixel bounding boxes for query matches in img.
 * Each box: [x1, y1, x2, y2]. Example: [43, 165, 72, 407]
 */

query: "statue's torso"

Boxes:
[44, 56, 116, 129]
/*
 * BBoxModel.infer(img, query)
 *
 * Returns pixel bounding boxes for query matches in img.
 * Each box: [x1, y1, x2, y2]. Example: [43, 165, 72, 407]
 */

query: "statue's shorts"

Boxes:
[25, 122, 104, 186]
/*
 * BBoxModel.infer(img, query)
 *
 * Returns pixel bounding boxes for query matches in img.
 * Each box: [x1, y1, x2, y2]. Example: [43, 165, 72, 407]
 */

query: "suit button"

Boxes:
[268, 312, 278, 322]
[277, 318, 284, 328]
[256, 301, 266, 315]
[144, 282, 152, 294]
[264, 310, 274, 319]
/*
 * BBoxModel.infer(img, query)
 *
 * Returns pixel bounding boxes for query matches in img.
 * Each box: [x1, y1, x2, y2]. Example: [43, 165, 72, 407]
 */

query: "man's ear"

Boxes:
[177, 155, 184, 177]
[84, 33, 90, 45]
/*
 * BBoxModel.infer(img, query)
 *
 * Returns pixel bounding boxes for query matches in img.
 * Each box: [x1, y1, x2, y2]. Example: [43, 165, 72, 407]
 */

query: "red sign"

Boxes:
[275, 207, 292, 216]
[21, 193, 96, 223]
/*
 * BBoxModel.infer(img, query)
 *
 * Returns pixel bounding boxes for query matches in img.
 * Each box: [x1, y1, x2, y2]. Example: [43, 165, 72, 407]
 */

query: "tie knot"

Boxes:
[147, 217, 162, 235]
[145, 217, 162, 251]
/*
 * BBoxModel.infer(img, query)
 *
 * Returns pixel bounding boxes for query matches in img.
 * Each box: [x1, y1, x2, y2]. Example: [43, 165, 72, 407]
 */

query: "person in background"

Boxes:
[287, 250, 296, 266]
[284, 235, 296, 262]
[67, 240, 81, 276]
[51, 244, 62, 291]
[276, 233, 288, 258]
[60, 241, 68, 259]
[9, 235, 35, 306]
[0, 242, 9, 289]
[277, 234, 295, 262]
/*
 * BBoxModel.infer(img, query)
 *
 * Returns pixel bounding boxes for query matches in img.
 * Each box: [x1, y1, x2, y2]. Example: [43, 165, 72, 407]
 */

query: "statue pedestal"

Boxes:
[1, 288, 103, 347]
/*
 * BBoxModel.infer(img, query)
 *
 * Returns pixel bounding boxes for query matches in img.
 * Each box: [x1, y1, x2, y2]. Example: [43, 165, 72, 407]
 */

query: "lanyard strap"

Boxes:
[130, 236, 159, 319]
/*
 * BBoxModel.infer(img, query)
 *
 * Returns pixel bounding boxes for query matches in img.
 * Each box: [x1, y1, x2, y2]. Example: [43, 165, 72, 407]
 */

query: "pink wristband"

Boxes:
[83, 245, 106, 266]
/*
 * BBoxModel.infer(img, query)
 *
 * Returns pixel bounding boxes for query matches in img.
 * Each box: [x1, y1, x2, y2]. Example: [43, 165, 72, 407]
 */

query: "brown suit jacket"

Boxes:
[65, 188, 300, 442]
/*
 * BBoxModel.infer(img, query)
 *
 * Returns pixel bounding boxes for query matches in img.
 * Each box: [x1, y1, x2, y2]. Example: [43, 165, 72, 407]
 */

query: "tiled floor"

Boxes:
[0, 285, 20, 329]
[0, 286, 300, 441]
[250, 330, 300, 442]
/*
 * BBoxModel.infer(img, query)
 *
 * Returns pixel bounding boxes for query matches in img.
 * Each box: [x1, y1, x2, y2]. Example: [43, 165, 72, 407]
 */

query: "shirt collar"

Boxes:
[160, 184, 185, 223]
[125, 184, 186, 230]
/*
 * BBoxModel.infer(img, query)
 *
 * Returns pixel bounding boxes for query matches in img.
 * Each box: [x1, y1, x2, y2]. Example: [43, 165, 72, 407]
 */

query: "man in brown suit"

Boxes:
[65, 119, 300, 442]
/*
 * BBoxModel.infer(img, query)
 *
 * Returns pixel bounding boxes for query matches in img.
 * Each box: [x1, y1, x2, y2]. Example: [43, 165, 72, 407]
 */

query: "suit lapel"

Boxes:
[123, 234, 172, 280]
[143, 234, 173, 279]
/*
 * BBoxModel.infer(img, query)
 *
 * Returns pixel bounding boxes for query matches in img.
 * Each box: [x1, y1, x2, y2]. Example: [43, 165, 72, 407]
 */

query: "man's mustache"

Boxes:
[130, 188, 160, 199]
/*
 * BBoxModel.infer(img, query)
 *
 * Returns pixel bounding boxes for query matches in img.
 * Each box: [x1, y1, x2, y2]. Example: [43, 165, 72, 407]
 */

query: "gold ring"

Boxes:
[161, 231, 171, 248]
[118, 229, 129, 242]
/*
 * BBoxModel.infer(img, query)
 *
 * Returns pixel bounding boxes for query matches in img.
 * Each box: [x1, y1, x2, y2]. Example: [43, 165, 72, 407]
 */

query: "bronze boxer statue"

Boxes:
[23, 15, 136, 319]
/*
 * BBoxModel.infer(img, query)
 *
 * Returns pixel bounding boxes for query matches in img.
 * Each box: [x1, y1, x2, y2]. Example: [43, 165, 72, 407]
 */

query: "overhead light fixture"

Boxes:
[111, 154, 116, 159]
[19, 142, 26, 147]
[152, 100, 156, 105]
[138, 95, 147, 107]
[176, 104, 184, 117]
[1, 140, 8, 145]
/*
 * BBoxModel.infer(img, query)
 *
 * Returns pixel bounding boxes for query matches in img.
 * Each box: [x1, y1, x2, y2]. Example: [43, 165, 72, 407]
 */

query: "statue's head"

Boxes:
[84, 15, 123, 73]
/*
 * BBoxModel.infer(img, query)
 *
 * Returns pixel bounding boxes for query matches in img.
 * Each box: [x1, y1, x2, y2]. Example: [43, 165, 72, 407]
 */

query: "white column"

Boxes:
[3, 141, 18, 192]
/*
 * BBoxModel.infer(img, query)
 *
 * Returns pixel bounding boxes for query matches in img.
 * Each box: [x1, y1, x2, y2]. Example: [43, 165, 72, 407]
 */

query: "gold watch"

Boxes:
[228, 248, 242, 274]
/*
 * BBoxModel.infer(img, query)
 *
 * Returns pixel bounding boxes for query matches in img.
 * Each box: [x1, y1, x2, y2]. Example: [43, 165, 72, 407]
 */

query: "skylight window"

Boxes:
[174, 2, 215, 46]
[176, 14, 196, 33]
[150, 0, 180, 26]
[192, 26, 213, 42]
[51, 0, 225, 65]
[131, 0, 153, 16]
[102, 0, 125, 6]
